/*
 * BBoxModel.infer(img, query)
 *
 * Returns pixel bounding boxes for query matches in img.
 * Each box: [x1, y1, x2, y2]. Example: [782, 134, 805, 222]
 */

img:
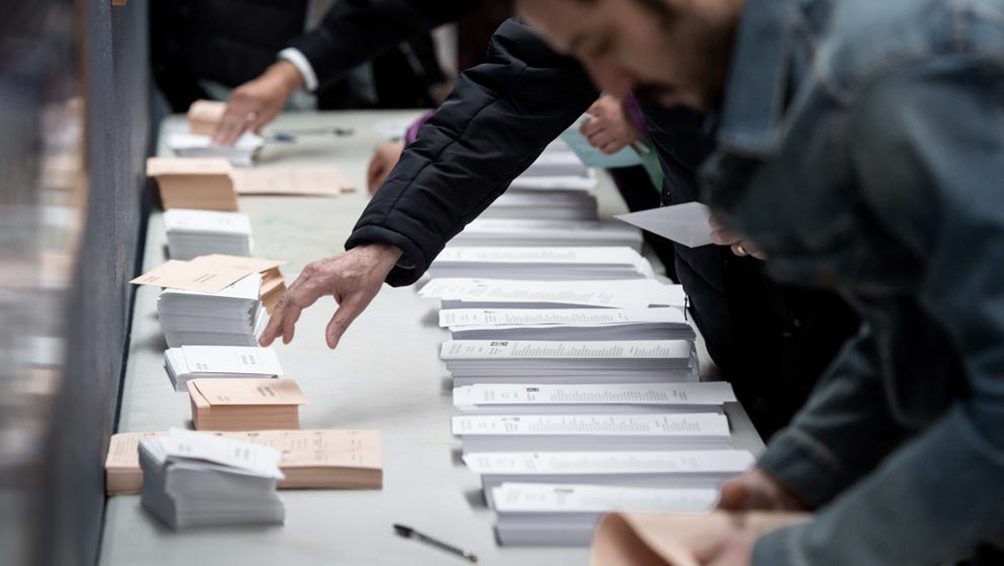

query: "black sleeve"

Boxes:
[289, 0, 480, 88]
[345, 18, 599, 286]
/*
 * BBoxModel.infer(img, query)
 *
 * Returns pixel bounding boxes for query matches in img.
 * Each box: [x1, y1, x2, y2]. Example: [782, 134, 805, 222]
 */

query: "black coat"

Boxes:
[349, 17, 859, 438]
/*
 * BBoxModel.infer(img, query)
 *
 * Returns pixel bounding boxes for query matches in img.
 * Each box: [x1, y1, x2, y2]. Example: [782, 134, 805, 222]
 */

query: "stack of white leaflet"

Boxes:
[440, 308, 694, 341]
[440, 340, 697, 385]
[464, 450, 755, 507]
[163, 209, 253, 260]
[419, 279, 687, 310]
[452, 382, 736, 415]
[165, 131, 264, 167]
[427, 247, 654, 281]
[492, 483, 717, 546]
[139, 429, 285, 530]
[480, 189, 599, 221]
[451, 413, 731, 453]
[157, 272, 264, 348]
[164, 345, 283, 392]
[447, 218, 642, 250]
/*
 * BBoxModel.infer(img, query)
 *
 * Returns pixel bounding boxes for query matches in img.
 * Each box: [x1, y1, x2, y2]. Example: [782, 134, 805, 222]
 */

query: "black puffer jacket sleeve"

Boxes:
[345, 18, 598, 286]
[289, 0, 480, 88]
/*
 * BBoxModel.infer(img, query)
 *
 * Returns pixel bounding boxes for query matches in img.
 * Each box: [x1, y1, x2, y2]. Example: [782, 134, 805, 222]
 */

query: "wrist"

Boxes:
[356, 243, 404, 271]
[266, 60, 305, 93]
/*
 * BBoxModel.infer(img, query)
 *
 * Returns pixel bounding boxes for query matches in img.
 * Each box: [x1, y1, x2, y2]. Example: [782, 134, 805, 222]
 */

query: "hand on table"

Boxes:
[709, 216, 767, 260]
[259, 243, 403, 349]
[212, 60, 304, 146]
[717, 467, 807, 512]
[580, 94, 639, 155]
[367, 141, 405, 194]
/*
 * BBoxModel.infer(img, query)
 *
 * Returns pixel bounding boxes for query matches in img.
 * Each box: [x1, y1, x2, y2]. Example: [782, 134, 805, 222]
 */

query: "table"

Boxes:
[99, 110, 764, 566]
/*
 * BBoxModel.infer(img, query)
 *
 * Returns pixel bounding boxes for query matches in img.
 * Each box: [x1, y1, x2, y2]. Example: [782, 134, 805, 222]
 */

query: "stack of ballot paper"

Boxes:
[106, 429, 383, 495]
[157, 272, 266, 348]
[509, 171, 597, 191]
[164, 345, 282, 392]
[452, 413, 731, 453]
[146, 157, 238, 211]
[166, 131, 264, 167]
[187, 100, 226, 135]
[447, 219, 642, 250]
[139, 429, 285, 530]
[440, 340, 698, 385]
[230, 166, 355, 197]
[164, 209, 253, 260]
[419, 279, 688, 310]
[493, 483, 717, 547]
[189, 378, 306, 431]
[439, 308, 695, 341]
[452, 382, 736, 415]
[427, 247, 654, 281]
[464, 450, 755, 507]
[480, 189, 599, 221]
[187, 254, 286, 313]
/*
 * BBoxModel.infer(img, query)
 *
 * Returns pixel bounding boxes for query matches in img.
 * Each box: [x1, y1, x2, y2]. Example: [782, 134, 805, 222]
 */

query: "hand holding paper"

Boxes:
[591, 510, 812, 566]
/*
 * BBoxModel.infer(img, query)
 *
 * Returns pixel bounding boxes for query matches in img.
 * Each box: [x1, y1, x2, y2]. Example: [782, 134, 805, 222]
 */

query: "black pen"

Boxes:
[393, 523, 478, 563]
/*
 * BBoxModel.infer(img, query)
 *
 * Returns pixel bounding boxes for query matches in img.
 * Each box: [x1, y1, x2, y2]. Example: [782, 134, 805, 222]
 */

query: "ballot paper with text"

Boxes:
[440, 307, 693, 341]
[452, 382, 736, 414]
[492, 482, 717, 546]
[230, 165, 355, 196]
[616, 202, 714, 248]
[165, 345, 283, 392]
[163, 208, 253, 260]
[451, 413, 731, 452]
[463, 449, 755, 507]
[428, 247, 655, 281]
[447, 218, 641, 250]
[419, 278, 687, 310]
[166, 132, 264, 167]
[189, 377, 306, 431]
[131, 258, 254, 294]
[157, 272, 265, 348]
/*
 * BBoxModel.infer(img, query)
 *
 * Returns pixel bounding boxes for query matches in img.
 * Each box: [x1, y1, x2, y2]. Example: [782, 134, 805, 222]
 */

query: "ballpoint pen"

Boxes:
[264, 126, 355, 143]
[393, 523, 478, 563]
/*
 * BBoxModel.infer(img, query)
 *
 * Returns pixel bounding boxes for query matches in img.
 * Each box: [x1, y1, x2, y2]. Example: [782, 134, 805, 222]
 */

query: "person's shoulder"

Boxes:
[815, 0, 1004, 102]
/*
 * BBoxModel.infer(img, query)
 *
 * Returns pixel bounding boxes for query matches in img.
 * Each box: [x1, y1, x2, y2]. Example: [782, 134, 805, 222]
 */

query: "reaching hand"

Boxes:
[717, 467, 806, 512]
[212, 60, 304, 146]
[366, 142, 405, 195]
[709, 216, 767, 260]
[579, 94, 640, 155]
[259, 243, 403, 349]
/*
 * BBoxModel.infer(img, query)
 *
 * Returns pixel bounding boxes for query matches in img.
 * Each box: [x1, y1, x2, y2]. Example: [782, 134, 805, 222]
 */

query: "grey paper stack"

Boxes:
[164, 209, 253, 260]
[158, 273, 265, 348]
[139, 429, 285, 530]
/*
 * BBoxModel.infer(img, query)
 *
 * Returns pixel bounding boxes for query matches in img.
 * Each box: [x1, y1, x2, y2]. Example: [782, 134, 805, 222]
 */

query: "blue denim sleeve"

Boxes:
[752, 61, 1004, 565]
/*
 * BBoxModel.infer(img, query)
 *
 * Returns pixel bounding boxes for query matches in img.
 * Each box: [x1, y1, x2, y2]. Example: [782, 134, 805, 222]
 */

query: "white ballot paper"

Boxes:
[419, 278, 687, 310]
[616, 203, 714, 248]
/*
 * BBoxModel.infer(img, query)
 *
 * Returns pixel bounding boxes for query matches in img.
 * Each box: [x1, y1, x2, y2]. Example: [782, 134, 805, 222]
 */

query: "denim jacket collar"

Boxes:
[715, 0, 798, 157]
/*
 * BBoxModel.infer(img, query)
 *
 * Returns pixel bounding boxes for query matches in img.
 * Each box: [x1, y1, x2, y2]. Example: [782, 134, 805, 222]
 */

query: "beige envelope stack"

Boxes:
[187, 100, 226, 135]
[188, 378, 306, 431]
[106, 429, 383, 495]
[146, 157, 238, 211]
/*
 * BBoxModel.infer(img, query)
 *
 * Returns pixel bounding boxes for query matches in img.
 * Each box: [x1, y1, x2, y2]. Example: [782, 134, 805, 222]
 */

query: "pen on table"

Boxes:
[264, 126, 355, 143]
[393, 523, 478, 563]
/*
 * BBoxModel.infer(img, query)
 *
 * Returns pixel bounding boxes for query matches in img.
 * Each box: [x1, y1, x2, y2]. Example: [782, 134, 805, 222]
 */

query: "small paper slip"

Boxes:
[156, 428, 284, 479]
[559, 115, 644, 169]
[182, 345, 282, 375]
[616, 203, 714, 248]
[230, 166, 355, 196]
[439, 308, 686, 328]
[130, 259, 253, 293]
[147, 157, 239, 211]
[147, 156, 233, 177]
[166, 132, 264, 167]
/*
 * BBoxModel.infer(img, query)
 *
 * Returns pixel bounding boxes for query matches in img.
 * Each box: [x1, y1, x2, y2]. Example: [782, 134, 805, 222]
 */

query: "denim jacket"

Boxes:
[701, 0, 1004, 563]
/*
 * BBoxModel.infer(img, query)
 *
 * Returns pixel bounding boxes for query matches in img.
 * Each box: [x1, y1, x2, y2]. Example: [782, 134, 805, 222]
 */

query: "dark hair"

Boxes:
[572, 0, 675, 27]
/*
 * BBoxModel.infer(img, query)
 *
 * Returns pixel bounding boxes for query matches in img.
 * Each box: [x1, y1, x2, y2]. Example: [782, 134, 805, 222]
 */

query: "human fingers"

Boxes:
[600, 139, 629, 155]
[324, 289, 376, 349]
[367, 156, 387, 194]
[579, 116, 605, 138]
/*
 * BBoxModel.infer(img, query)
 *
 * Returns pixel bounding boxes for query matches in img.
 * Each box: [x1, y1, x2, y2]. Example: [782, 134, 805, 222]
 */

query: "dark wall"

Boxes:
[37, 1, 150, 565]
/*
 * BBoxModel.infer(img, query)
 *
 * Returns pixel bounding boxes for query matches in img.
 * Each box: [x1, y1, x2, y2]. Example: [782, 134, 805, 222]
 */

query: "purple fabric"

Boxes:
[404, 109, 437, 145]
[623, 93, 648, 138]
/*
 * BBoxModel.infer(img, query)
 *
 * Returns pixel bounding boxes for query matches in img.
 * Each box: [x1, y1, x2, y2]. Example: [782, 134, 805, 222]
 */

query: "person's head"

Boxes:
[516, 0, 743, 113]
